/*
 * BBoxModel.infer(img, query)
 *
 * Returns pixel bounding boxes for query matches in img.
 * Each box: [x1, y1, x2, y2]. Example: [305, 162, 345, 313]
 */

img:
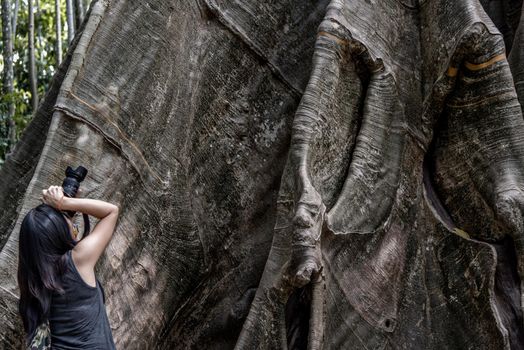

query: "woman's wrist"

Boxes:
[57, 196, 65, 211]
[60, 197, 72, 211]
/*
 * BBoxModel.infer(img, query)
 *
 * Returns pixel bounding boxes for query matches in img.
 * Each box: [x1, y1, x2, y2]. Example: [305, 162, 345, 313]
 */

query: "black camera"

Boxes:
[61, 165, 90, 238]
[61, 166, 88, 218]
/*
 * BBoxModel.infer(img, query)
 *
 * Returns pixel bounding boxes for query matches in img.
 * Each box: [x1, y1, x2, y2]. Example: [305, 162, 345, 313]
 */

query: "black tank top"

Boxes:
[48, 249, 116, 349]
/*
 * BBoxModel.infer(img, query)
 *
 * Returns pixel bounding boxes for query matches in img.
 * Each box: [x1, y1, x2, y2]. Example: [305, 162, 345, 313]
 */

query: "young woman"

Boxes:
[18, 185, 119, 349]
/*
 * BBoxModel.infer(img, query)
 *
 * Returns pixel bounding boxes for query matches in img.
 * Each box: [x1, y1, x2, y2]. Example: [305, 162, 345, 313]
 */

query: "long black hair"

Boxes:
[17, 203, 77, 342]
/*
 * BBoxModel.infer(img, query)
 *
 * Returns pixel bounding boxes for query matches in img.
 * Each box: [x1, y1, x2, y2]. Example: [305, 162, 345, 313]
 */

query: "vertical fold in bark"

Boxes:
[430, 23, 524, 349]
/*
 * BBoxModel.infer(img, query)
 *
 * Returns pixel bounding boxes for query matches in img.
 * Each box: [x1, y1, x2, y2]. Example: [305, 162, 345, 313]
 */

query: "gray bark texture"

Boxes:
[1, 0, 524, 349]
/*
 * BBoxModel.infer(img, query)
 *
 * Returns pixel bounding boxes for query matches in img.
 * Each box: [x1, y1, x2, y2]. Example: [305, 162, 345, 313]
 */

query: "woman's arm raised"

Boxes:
[61, 196, 119, 269]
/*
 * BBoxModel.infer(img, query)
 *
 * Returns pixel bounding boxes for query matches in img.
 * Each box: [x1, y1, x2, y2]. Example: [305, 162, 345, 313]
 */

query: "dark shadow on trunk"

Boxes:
[285, 285, 312, 350]
[493, 236, 524, 350]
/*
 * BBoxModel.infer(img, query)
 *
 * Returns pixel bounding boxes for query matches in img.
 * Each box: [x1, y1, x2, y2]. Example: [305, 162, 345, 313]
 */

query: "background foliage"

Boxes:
[0, 0, 88, 167]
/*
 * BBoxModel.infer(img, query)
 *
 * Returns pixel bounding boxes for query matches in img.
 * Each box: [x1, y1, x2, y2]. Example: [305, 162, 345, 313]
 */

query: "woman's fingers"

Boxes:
[41, 186, 63, 205]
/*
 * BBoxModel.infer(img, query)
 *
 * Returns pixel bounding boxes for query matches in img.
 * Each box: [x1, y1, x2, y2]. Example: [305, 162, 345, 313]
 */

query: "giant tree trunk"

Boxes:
[1, 0, 524, 349]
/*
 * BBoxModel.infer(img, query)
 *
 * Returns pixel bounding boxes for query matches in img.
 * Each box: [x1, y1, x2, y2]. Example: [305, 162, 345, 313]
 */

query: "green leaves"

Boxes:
[0, 0, 84, 165]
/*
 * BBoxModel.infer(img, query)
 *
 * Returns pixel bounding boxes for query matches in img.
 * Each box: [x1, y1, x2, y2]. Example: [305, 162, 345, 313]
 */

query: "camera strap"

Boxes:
[81, 212, 91, 238]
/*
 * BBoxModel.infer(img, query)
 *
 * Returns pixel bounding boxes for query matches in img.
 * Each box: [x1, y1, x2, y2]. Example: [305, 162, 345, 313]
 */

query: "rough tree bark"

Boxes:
[1, 0, 524, 349]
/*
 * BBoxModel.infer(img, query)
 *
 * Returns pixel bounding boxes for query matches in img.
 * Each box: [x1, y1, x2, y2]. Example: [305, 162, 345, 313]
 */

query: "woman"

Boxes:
[18, 185, 119, 349]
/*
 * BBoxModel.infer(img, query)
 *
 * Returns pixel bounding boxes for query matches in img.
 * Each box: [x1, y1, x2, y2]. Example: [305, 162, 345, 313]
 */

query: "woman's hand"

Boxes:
[42, 185, 65, 210]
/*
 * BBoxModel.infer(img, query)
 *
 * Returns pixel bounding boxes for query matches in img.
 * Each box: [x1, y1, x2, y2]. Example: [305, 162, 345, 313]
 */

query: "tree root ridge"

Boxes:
[238, 1, 524, 349]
